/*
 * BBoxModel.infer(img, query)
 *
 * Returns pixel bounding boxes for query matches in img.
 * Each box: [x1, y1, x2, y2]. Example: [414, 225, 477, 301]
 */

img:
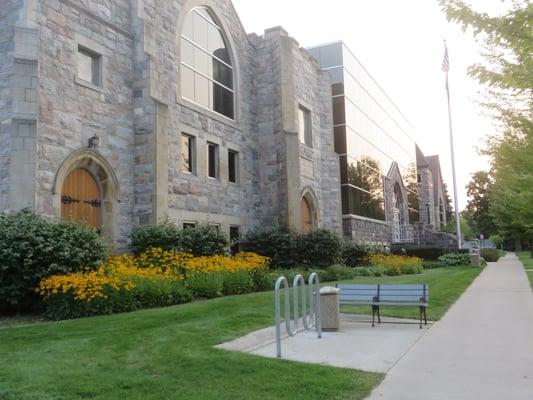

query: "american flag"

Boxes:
[442, 45, 450, 72]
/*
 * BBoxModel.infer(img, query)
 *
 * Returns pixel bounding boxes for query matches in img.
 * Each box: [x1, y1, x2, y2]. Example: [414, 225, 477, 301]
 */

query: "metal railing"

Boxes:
[392, 224, 415, 243]
[274, 273, 322, 358]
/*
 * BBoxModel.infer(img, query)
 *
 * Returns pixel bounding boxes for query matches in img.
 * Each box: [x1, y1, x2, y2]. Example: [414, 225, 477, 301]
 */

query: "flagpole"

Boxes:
[443, 40, 462, 249]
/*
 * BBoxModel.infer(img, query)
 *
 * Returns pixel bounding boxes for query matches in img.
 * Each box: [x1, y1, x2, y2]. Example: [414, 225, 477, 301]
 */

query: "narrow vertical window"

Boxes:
[230, 226, 240, 254]
[207, 142, 219, 179]
[181, 134, 195, 173]
[298, 106, 312, 147]
[77, 46, 102, 86]
[228, 150, 238, 183]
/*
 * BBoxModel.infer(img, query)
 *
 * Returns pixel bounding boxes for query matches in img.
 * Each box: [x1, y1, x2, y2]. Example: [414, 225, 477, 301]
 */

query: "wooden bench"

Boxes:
[335, 284, 429, 328]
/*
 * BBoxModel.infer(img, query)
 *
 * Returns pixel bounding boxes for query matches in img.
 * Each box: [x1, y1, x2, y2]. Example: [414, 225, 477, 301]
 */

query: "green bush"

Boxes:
[392, 247, 446, 260]
[241, 227, 297, 269]
[42, 280, 191, 320]
[130, 222, 228, 256]
[186, 271, 224, 298]
[480, 248, 500, 262]
[398, 263, 424, 274]
[43, 286, 137, 320]
[422, 260, 448, 269]
[296, 229, 343, 268]
[180, 225, 228, 256]
[222, 270, 254, 295]
[130, 279, 191, 308]
[342, 242, 384, 267]
[0, 210, 109, 311]
[129, 222, 182, 254]
[438, 253, 470, 266]
[250, 268, 272, 291]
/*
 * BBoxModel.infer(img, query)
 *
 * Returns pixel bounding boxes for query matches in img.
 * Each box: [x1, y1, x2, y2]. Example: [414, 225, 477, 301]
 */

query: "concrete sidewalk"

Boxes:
[366, 253, 533, 400]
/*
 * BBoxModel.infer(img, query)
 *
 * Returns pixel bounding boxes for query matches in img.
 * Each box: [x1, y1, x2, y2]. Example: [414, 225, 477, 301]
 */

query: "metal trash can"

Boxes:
[319, 286, 341, 331]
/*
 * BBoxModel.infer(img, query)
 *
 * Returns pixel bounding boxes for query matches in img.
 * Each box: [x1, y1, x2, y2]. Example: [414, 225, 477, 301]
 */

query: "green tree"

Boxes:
[442, 213, 475, 241]
[463, 171, 496, 237]
[439, 0, 533, 253]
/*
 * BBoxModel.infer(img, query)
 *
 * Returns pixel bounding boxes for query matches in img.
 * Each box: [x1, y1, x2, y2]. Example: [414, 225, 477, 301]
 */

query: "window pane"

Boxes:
[181, 135, 194, 173]
[212, 58, 233, 88]
[298, 106, 312, 147]
[78, 49, 94, 83]
[181, 64, 195, 100]
[342, 185, 385, 220]
[208, 143, 218, 178]
[212, 83, 234, 119]
[194, 72, 209, 107]
[230, 226, 240, 254]
[207, 23, 224, 55]
[194, 47, 210, 76]
[193, 12, 208, 49]
[182, 12, 194, 39]
[228, 150, 237, 183]
[181, 38, 194, 66]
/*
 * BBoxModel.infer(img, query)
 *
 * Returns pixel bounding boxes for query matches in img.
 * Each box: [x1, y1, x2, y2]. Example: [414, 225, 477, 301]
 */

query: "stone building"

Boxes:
[0, 0, 450, 250]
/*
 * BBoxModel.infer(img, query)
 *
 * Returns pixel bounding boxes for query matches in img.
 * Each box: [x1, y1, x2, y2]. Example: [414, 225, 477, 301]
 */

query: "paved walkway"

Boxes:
[367, 253, 533, 399]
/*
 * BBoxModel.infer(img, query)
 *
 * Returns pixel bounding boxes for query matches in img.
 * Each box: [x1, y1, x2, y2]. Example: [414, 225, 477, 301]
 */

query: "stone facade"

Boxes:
[0, 0, 342, 250]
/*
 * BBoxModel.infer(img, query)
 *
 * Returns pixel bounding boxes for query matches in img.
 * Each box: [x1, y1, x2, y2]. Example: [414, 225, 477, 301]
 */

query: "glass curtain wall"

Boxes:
[307, 42, 419, 222]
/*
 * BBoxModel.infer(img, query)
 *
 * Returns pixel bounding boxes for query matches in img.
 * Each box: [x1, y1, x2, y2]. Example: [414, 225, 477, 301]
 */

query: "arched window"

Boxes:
[180, 7, 234, 119]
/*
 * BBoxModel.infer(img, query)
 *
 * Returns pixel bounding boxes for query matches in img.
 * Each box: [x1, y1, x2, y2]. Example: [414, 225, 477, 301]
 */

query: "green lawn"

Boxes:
[517, 252, 533, 288]
[0, 266, 481, 400]
[341, 266, 482, 320]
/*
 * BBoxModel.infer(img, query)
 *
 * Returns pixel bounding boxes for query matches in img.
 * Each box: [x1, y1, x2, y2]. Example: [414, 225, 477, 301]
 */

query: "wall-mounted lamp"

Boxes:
[88, 135, 100, 149]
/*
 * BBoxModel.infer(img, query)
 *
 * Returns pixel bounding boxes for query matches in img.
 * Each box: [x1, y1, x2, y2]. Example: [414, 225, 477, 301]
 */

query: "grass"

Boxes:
[0, 266, 481, 400]
[341, 266, 482, 320]
[517, 251, 533, 288]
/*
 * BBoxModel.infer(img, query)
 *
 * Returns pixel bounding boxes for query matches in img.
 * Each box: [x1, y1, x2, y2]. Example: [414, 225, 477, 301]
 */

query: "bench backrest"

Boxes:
[336, 284, 429, 303]
[379, 284, 429, 303]
[336, 284, 379, 303]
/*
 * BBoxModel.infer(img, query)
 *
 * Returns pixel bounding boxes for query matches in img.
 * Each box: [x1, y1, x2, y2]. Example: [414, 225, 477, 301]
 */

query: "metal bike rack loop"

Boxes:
[275, 273, 322, 358]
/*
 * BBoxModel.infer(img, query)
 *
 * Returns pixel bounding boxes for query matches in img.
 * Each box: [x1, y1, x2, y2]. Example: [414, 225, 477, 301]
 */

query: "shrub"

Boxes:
[180, 225, 228, 256]
[129, 221, 182, 254]
[368, 254, 423, 276]
[131, 279, 191, 308]
[130, 222, 228, 256]
[342, 242, 384, 267]
[392, 247, 446, 260]
[186, 271, 224, 298]
[0, 210, 109, 310]
[422, 260, 448, 269]
[438, 253, 470, 266]
[296, 229, 343, 268]
[241, 227, 297, 269]
[480, 248, 500, 262]
[222, 270, 254, 295]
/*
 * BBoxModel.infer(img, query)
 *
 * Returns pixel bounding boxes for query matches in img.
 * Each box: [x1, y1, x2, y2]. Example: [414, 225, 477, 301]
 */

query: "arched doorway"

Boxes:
[301, 193, 317, 234]
[61, 169, 102, 230]
[53, 150, 120, 248]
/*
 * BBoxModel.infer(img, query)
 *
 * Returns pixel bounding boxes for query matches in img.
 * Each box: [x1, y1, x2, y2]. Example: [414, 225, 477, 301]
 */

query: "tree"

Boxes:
[463, 171, 496, 237]
[439, 1, 533, 254]
[442, 213, 475, 241]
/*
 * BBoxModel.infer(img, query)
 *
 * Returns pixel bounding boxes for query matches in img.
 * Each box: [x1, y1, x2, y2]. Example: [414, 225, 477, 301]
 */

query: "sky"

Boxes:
[232, 0, 510, 211]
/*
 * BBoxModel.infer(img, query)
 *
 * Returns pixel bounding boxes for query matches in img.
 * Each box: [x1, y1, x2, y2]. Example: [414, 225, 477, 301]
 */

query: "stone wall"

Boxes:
[31, 0, 135, 249]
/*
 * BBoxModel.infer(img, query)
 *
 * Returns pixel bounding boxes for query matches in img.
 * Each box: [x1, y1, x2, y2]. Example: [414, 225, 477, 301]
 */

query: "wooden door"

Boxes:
[61, 169, 101, 229]
[301, 197, 313, 234]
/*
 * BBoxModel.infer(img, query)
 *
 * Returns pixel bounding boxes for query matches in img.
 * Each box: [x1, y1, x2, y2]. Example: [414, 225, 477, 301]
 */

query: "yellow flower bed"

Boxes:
[368, 253, 422, 275]
[37, 249, 270, 302]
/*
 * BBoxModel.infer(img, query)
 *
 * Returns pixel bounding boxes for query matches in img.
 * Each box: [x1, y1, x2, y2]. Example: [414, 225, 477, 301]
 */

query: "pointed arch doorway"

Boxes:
[53, 149, 120, 248]
[61, 169, 102, 231]
[301, 193, 318, 234]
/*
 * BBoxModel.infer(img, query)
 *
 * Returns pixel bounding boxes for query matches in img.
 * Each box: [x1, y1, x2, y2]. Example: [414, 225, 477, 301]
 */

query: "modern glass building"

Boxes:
[308, 42, 420, 242]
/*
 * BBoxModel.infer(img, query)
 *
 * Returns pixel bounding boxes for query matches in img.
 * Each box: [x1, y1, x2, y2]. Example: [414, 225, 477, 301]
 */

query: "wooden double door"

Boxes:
[61, 169, 102, 230]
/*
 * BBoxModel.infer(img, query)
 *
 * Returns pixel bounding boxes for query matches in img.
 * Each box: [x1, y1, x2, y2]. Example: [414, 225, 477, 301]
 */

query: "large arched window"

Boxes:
[180, 7, 234, 119]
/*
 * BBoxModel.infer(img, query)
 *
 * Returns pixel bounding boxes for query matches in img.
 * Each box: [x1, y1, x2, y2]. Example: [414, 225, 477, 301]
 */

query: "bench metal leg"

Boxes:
[419, 306, 423, 329]
[372, 305, 377, 327]
[377, 306, 381, 324]
[423, 307, 427, 326]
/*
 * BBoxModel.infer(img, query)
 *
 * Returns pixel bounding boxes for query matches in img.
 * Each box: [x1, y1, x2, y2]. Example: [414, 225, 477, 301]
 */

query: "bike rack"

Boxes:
[275, 273, 322, 358]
